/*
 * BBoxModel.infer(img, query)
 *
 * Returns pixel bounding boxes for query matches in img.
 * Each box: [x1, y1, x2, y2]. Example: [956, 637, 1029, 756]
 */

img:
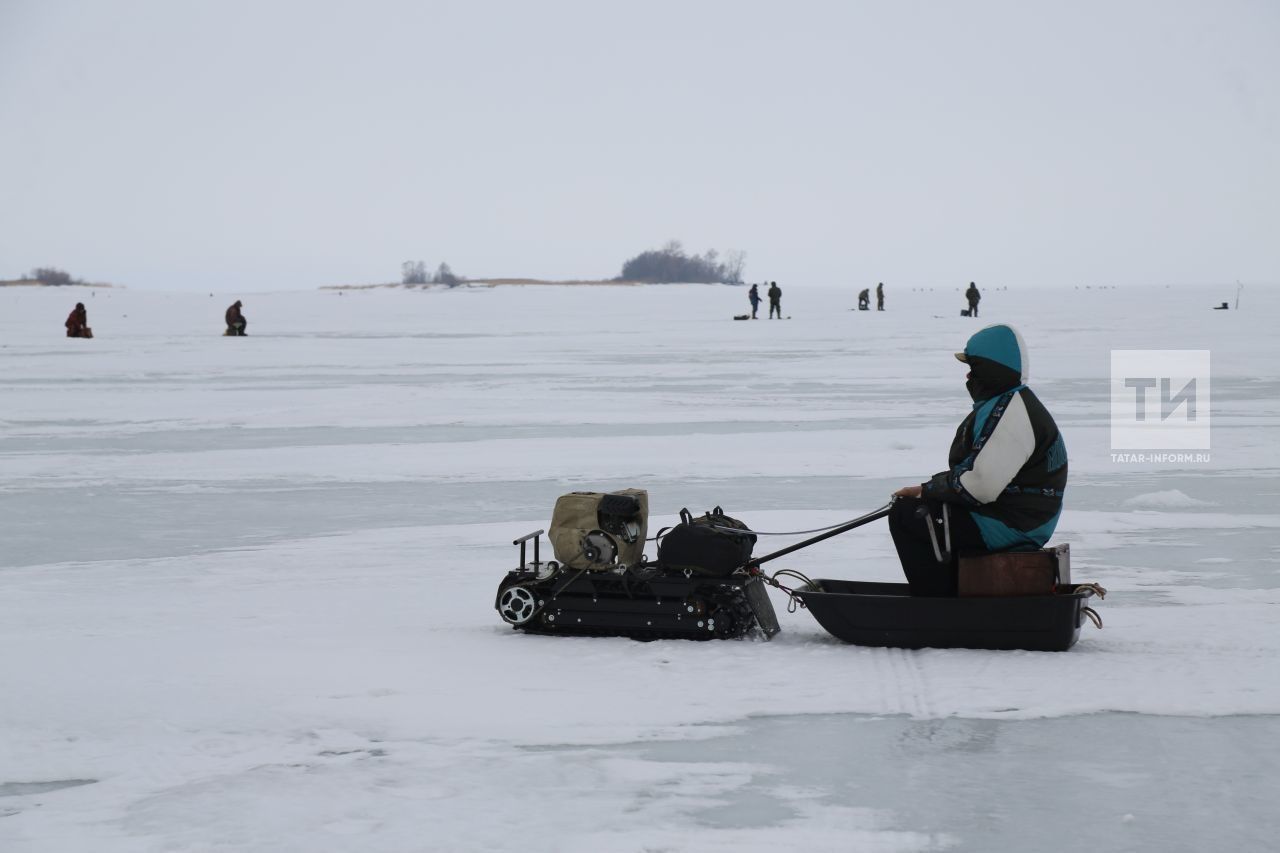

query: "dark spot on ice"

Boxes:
[318, 748, 388, 759]
[0, 779, 97, 797]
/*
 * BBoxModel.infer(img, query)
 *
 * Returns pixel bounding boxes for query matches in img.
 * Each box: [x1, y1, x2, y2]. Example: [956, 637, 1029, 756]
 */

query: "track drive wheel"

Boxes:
[498, 585, 538, 625]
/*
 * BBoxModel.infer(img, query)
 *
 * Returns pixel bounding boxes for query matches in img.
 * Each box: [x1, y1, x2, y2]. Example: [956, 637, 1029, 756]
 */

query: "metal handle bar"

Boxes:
[512, 529, 545, 571]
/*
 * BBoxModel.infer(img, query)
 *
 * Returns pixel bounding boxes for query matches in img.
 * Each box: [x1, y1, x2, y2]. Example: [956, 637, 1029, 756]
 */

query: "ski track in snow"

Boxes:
[2, 284, 1278, 852]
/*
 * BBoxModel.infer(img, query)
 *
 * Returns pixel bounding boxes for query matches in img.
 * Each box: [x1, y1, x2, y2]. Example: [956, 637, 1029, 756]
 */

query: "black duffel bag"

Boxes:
[658, 507, 756, 576]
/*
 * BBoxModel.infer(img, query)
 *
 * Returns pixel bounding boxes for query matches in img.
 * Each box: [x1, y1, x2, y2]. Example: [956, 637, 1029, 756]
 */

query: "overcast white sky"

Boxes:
[2, 0, 1277, 291]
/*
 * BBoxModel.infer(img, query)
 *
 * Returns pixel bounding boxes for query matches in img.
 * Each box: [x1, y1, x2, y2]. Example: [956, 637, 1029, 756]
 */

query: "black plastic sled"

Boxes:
[795, 580, 1102, 652]
[496, 530, 779, 641]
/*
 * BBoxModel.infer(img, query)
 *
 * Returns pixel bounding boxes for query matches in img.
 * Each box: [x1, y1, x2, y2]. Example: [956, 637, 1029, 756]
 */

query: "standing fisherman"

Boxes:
[748, 283, 762, 319]
[876, 282, 885, 311]
[768, 281, 782, 319]
[965, 282, 981, 317]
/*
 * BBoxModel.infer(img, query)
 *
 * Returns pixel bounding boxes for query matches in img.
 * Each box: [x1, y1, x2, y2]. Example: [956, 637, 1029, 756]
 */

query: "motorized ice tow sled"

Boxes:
[495, 492, 1105, 650]
[495, 490, 780, 640]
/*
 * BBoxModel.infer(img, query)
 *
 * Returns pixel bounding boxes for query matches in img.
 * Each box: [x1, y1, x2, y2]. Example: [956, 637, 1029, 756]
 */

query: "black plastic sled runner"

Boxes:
[495, 492, 1104, 649]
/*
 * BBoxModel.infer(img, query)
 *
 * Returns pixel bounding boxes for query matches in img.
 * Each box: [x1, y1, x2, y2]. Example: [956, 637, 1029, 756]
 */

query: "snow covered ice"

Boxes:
[2, 282, 1279, 851]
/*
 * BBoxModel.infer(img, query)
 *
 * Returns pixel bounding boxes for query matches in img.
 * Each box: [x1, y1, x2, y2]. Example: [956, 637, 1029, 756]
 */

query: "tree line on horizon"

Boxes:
[402, 260, 463, 287]
[25, 267, 84, 286]
[618, 241, 746, 284]
[15, 248, 748, 289]
[399, 241, 746, 286]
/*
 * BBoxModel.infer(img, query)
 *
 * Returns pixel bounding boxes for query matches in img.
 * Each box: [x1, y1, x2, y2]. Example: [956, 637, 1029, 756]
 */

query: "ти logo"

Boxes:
[1110, 350, 1211, 450]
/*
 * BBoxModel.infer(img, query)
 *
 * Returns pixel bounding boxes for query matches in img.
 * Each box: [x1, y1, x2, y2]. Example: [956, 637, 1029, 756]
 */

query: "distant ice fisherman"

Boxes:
[225, 300, 247, 336]
[64, 302, 92, 338]
[767, 281, 782, 319]
[965, 281, 981, 317]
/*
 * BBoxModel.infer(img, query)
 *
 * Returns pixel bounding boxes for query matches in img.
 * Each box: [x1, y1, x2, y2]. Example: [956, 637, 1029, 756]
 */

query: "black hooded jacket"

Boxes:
[921, 325, 1067, 551]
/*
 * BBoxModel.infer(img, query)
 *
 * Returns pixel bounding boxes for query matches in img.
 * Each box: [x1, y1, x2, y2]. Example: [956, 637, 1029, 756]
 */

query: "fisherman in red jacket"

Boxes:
[65, 303, 91, 338]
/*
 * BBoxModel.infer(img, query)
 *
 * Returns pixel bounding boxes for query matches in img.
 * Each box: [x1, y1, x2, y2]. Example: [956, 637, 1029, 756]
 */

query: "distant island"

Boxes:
[0, 278, 114, 288]
[1, 267, 114, 288]
[5, 242, 750, 291]
[321, 278, 662, 290]
[360, 240, 748, 291]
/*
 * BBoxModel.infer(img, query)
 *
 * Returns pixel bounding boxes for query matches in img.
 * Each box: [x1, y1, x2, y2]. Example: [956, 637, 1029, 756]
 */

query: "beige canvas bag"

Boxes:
[548, 489, 649, 570]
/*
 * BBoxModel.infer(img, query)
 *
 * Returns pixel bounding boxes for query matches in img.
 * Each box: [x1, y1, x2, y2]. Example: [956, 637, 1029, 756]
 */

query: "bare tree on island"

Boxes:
[432, 262, 461, 287]
[29, 267, 81, 286]
[618, 241, 747, 284]
[401, 260, 464, 287]
[402, 261, 428, 285]
[723, 250, 747, 285]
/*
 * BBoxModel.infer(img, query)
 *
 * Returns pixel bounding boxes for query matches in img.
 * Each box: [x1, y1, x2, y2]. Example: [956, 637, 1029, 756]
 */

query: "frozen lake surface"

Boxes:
[604, 712, 1280, 852]
[2, 282, 1278, 851]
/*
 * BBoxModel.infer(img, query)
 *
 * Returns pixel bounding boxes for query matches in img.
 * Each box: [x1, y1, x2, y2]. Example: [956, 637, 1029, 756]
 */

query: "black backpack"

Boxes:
[658, 507, 756, 576]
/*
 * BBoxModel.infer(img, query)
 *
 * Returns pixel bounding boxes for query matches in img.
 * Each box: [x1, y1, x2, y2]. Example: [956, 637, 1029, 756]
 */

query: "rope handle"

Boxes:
[1076, 583, 1106, 629]
[1076, 583, 1107, 600]
[749, 566, 815, 612]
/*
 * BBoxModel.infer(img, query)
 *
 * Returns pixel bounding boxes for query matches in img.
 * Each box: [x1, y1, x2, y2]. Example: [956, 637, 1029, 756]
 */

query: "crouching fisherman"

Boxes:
[65, 302, 92, 338]
[225, 300, 247, 336]
[891, 323, 1067, 596]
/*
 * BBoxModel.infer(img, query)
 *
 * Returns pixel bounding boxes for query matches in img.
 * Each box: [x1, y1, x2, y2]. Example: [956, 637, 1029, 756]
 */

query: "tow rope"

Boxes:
[748, 566, 817, 612]
[1075, 583, 1107, 629]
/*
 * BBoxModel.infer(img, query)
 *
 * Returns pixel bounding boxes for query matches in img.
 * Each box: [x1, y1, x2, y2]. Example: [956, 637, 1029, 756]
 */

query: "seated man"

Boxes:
[891, 324, 1067, 596]
[225, 300, 247, 336]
